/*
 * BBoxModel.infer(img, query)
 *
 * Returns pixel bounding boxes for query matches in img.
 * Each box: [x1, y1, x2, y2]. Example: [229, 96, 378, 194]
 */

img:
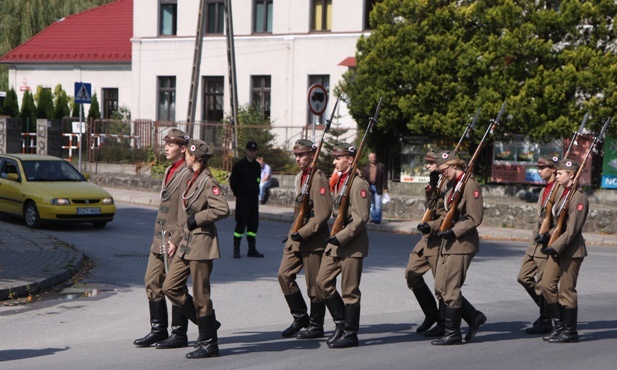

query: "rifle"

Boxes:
[421, 107, 480, 224]
[547, 117, 611, 247]
[440, 101, 507, 232]
[538, 113, 588, 235]
[291, 97, 339, 232]
[331, 97, 383, 235]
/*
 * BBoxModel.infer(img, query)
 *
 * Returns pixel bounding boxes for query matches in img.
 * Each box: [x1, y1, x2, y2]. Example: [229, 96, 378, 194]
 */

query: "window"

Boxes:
[364, 0, 377, 30]
[102, 88, 119, 119]
[158, 77, 176, 122]
[254, 0, 273, 33]
[201, 77, 224, 143]
[206, 0, 225, 34]
[311, 0, 332, 31]
[251, 76, 271, 119]
[307, 75, 329, 125]
[159, 0, 177, 36]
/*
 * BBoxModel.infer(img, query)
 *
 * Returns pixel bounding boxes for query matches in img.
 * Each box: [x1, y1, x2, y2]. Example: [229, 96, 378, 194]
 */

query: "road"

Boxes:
[1, 204, 616, 369]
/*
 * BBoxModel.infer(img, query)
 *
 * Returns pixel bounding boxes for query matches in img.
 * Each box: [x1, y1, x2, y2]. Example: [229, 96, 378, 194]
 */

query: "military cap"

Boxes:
[188, 139, 213, 159]
[537, 155, 559, 168]
[246, 141, 258, 150]
[163, 128, 189, 145]
[293, 139, 316, 154]
[425, 149, 438, 161]
[556, 158, 580, 173]
[332, 142, 357, 157]
[435, 150, 459, 166]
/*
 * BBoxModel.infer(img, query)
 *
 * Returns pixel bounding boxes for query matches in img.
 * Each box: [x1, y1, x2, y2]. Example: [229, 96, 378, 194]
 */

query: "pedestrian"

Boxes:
[362, 152, 388, 224]
[317, 142, 370, 349]
[517, 156, 562, 335]
[133, 128, 192, 349]
[256, 156, 272, 205]
[431, 150, 486, 345]
[278, 139, 333, 339]
[538, 159, 588, 343]
[162, 139, 230, 359]
[229, 140, 264, 258]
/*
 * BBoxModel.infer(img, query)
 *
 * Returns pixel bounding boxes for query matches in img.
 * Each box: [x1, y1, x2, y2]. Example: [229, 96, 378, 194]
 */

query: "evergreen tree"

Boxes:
[35, 86, 54, 118]
[53, 84, 70, 119]
[87, 93, 101, 122]
[3, 88, 19, 117]
[20, 90, 37, 132]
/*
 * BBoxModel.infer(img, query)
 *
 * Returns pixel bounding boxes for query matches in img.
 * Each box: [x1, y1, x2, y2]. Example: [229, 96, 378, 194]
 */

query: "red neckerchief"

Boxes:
[300, 168, 310, 185]
[541, 181, 556, 205]
[337, 171, 350, 191]
[183, 169, 201, 207]
[560, 185, 572, 201]
[448, 172, 465, 204]
[165, 159, 185, 185]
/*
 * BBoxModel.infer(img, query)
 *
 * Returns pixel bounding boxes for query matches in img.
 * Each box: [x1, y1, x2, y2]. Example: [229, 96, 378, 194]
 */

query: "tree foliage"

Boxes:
[20, 90, 37, 132]
[340, 0, 617, 152]
[53, 84, 71, 119]
[35, 86, 54, 118]
[3, 88, 19, 117]
[88, 93, 101, 121]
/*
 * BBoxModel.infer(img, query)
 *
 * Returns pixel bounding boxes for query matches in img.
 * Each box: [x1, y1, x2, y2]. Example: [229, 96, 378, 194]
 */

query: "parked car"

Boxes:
[0, 154, 116, 228]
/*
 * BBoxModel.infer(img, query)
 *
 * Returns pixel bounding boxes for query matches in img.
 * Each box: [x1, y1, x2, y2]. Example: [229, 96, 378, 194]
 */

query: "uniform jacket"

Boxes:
[525, 181, 564, 258]
[326, 172, 370, 258]
[150, 162, 191, 254]
[429, 177, 483, 255]
[230, 157, 261, 196]
[174, 168, 230, 260]
[284, 169, 333, 253]
[413, 183, 444, 257]
[362, 162, 388, 195]
[548, 187, 588, 258]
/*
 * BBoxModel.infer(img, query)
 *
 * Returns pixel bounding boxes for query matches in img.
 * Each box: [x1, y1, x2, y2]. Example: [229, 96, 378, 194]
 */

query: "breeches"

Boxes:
[277, 247, 323, 302]
[163, 256, 214, 318]
[316, 255, 363, 306]
[434, 253, 474, 308]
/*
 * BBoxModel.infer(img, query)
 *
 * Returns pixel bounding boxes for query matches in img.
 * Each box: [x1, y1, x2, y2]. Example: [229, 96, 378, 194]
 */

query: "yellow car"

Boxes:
[0, 154, 116, 228]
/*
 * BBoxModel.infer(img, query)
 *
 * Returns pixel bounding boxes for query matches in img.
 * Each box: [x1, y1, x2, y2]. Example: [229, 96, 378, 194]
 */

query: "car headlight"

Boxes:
[52, 198, 70, 205]
[102, 197, 114, 205]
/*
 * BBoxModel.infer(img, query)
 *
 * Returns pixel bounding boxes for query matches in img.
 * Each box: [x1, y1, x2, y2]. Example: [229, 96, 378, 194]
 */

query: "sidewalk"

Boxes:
[1, 187, 616, 301]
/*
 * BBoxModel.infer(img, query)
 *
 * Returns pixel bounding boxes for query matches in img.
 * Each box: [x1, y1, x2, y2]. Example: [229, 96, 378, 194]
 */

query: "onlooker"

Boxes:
[362, 152, 388, 224]
[256, 156, 272, 205]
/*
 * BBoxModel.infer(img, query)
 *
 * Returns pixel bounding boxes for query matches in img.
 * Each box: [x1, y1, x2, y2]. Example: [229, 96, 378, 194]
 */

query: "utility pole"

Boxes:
[186, 0, 207, 137]
[225, 0, 239, 162]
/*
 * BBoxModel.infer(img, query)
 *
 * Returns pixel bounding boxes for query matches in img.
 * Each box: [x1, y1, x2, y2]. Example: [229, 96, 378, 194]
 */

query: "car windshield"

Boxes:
[22, 160, 86, 182]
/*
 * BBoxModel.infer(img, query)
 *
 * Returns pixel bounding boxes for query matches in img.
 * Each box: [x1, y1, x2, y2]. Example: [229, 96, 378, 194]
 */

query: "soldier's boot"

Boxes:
[423, 300, 446, 337]
[297, 301, 326, 339]
[523, 285, 543, 327]
[133, 300, 169, 347]
[549, 306, 578, 343]
[412, 282, 439, 333]
[328, 304, 361, 348]
[247, 236, 264, 258]
[543, 302, 564, 341]
[282, 291, 309, 337]
[526, 295, 553, 334]
[176, 294, 222, 330]
[233, 237, 241, 259]
[324, 292, 346, 345]
[431, 306, 463, 345]
[461, 297, 487, 342]
[186, 312, 219, 359]
[155, 305, 189, 348]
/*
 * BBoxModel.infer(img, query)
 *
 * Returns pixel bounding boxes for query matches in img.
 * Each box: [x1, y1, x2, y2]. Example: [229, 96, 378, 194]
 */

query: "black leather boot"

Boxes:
[233, 237, 241, 259]
[424, 300, 445, 337]
[186, 312, 219, 359]
[526, 296, 553, 334]
[412, 282, 439, 333]
[178, 295, 198, 325]
[550, 306, 578, 343]
[431, 306, 463, 345]
[328, 304, 360, 348]
[543, 302, 563, 341]
[134, 300, 169, 347]
[155, 305, 189, 348]
[282, 291, 309, 337]
[524, 285, 541, 307]
[324, 292, 346, 345]
[461, 297, 486, 342]
[247, 236, 264, 258]
[297, 301, 326, 339]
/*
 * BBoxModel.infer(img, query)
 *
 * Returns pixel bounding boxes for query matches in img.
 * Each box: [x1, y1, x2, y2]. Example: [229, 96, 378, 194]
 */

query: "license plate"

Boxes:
[77, 207, 101, 215]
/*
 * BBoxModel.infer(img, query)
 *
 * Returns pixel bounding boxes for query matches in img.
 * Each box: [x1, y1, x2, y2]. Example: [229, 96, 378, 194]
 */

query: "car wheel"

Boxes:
[24, 202, 41, 229]
[92, 221, 108, 228]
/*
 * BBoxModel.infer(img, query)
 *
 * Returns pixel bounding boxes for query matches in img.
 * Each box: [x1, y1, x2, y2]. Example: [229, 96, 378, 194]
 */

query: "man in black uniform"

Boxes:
[230, 141, 264, 258]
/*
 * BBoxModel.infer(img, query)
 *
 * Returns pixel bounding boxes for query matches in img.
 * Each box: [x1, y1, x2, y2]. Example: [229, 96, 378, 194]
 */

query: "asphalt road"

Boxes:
[1, 204, 616, 369]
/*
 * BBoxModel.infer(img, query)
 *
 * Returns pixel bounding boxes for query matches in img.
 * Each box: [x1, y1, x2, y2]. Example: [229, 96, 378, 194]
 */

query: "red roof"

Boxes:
[338, 57, 356, 67]
[0, 0, 132, 64]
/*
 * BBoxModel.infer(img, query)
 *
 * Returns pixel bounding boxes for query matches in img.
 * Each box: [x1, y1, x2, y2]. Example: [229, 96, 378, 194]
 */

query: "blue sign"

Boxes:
[74, 82, 92, 104]
[602, 175, 617, 189]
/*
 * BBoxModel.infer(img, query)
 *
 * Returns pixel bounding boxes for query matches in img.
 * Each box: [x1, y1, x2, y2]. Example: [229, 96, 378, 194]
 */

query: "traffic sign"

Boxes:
[307, 84, 328, 116]
[74, 82, 92, 104]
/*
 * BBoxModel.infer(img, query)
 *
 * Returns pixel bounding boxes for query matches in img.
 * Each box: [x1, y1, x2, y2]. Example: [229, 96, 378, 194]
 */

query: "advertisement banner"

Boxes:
[601, 134, 617, 189]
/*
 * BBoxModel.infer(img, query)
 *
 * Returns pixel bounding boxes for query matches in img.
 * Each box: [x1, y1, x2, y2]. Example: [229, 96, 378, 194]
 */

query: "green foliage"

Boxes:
[210, 167, 230, 185]
[19, 90, 36, 132]
[88, 93, 101, 121]
[94, 140, 150, 163]
[3, 88, 19, 117]
[35, 86, 54, 118]
[53, 84, 71, 119]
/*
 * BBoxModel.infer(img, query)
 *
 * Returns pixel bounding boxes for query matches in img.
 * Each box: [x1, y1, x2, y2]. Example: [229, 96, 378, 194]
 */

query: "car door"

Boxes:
[0, 158, 25, 215]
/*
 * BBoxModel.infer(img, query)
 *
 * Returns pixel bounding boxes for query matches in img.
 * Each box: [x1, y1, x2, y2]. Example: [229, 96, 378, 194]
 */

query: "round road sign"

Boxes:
[307, 84, 328, 116]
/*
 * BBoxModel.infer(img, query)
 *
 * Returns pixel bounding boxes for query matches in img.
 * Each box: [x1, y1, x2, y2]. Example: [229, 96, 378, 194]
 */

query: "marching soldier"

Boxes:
[317, 143, 370, 349]
[538, 159, 588, 343]
[278, 139, 333, 339]
[517, 156, 562, 334]
[163, 139, 230, 358]
[134, 129, 191, 348]
[430, 150, 486, 345]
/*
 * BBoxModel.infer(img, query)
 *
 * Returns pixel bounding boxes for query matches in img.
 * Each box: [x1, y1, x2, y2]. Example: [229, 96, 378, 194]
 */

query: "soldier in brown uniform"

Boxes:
[430, 150, 486, 345]
[278, 139, 333, 339]
[538, 159, 588, 343]
[134, 129, 191, 348]
[316, 143, 370, 349]
[163, 139, 230, 358]
[517, 156, 563, 335]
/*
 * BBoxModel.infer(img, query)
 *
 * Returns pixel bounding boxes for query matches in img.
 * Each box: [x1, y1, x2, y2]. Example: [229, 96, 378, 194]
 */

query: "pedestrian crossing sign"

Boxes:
[74, 82, 92, 104]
